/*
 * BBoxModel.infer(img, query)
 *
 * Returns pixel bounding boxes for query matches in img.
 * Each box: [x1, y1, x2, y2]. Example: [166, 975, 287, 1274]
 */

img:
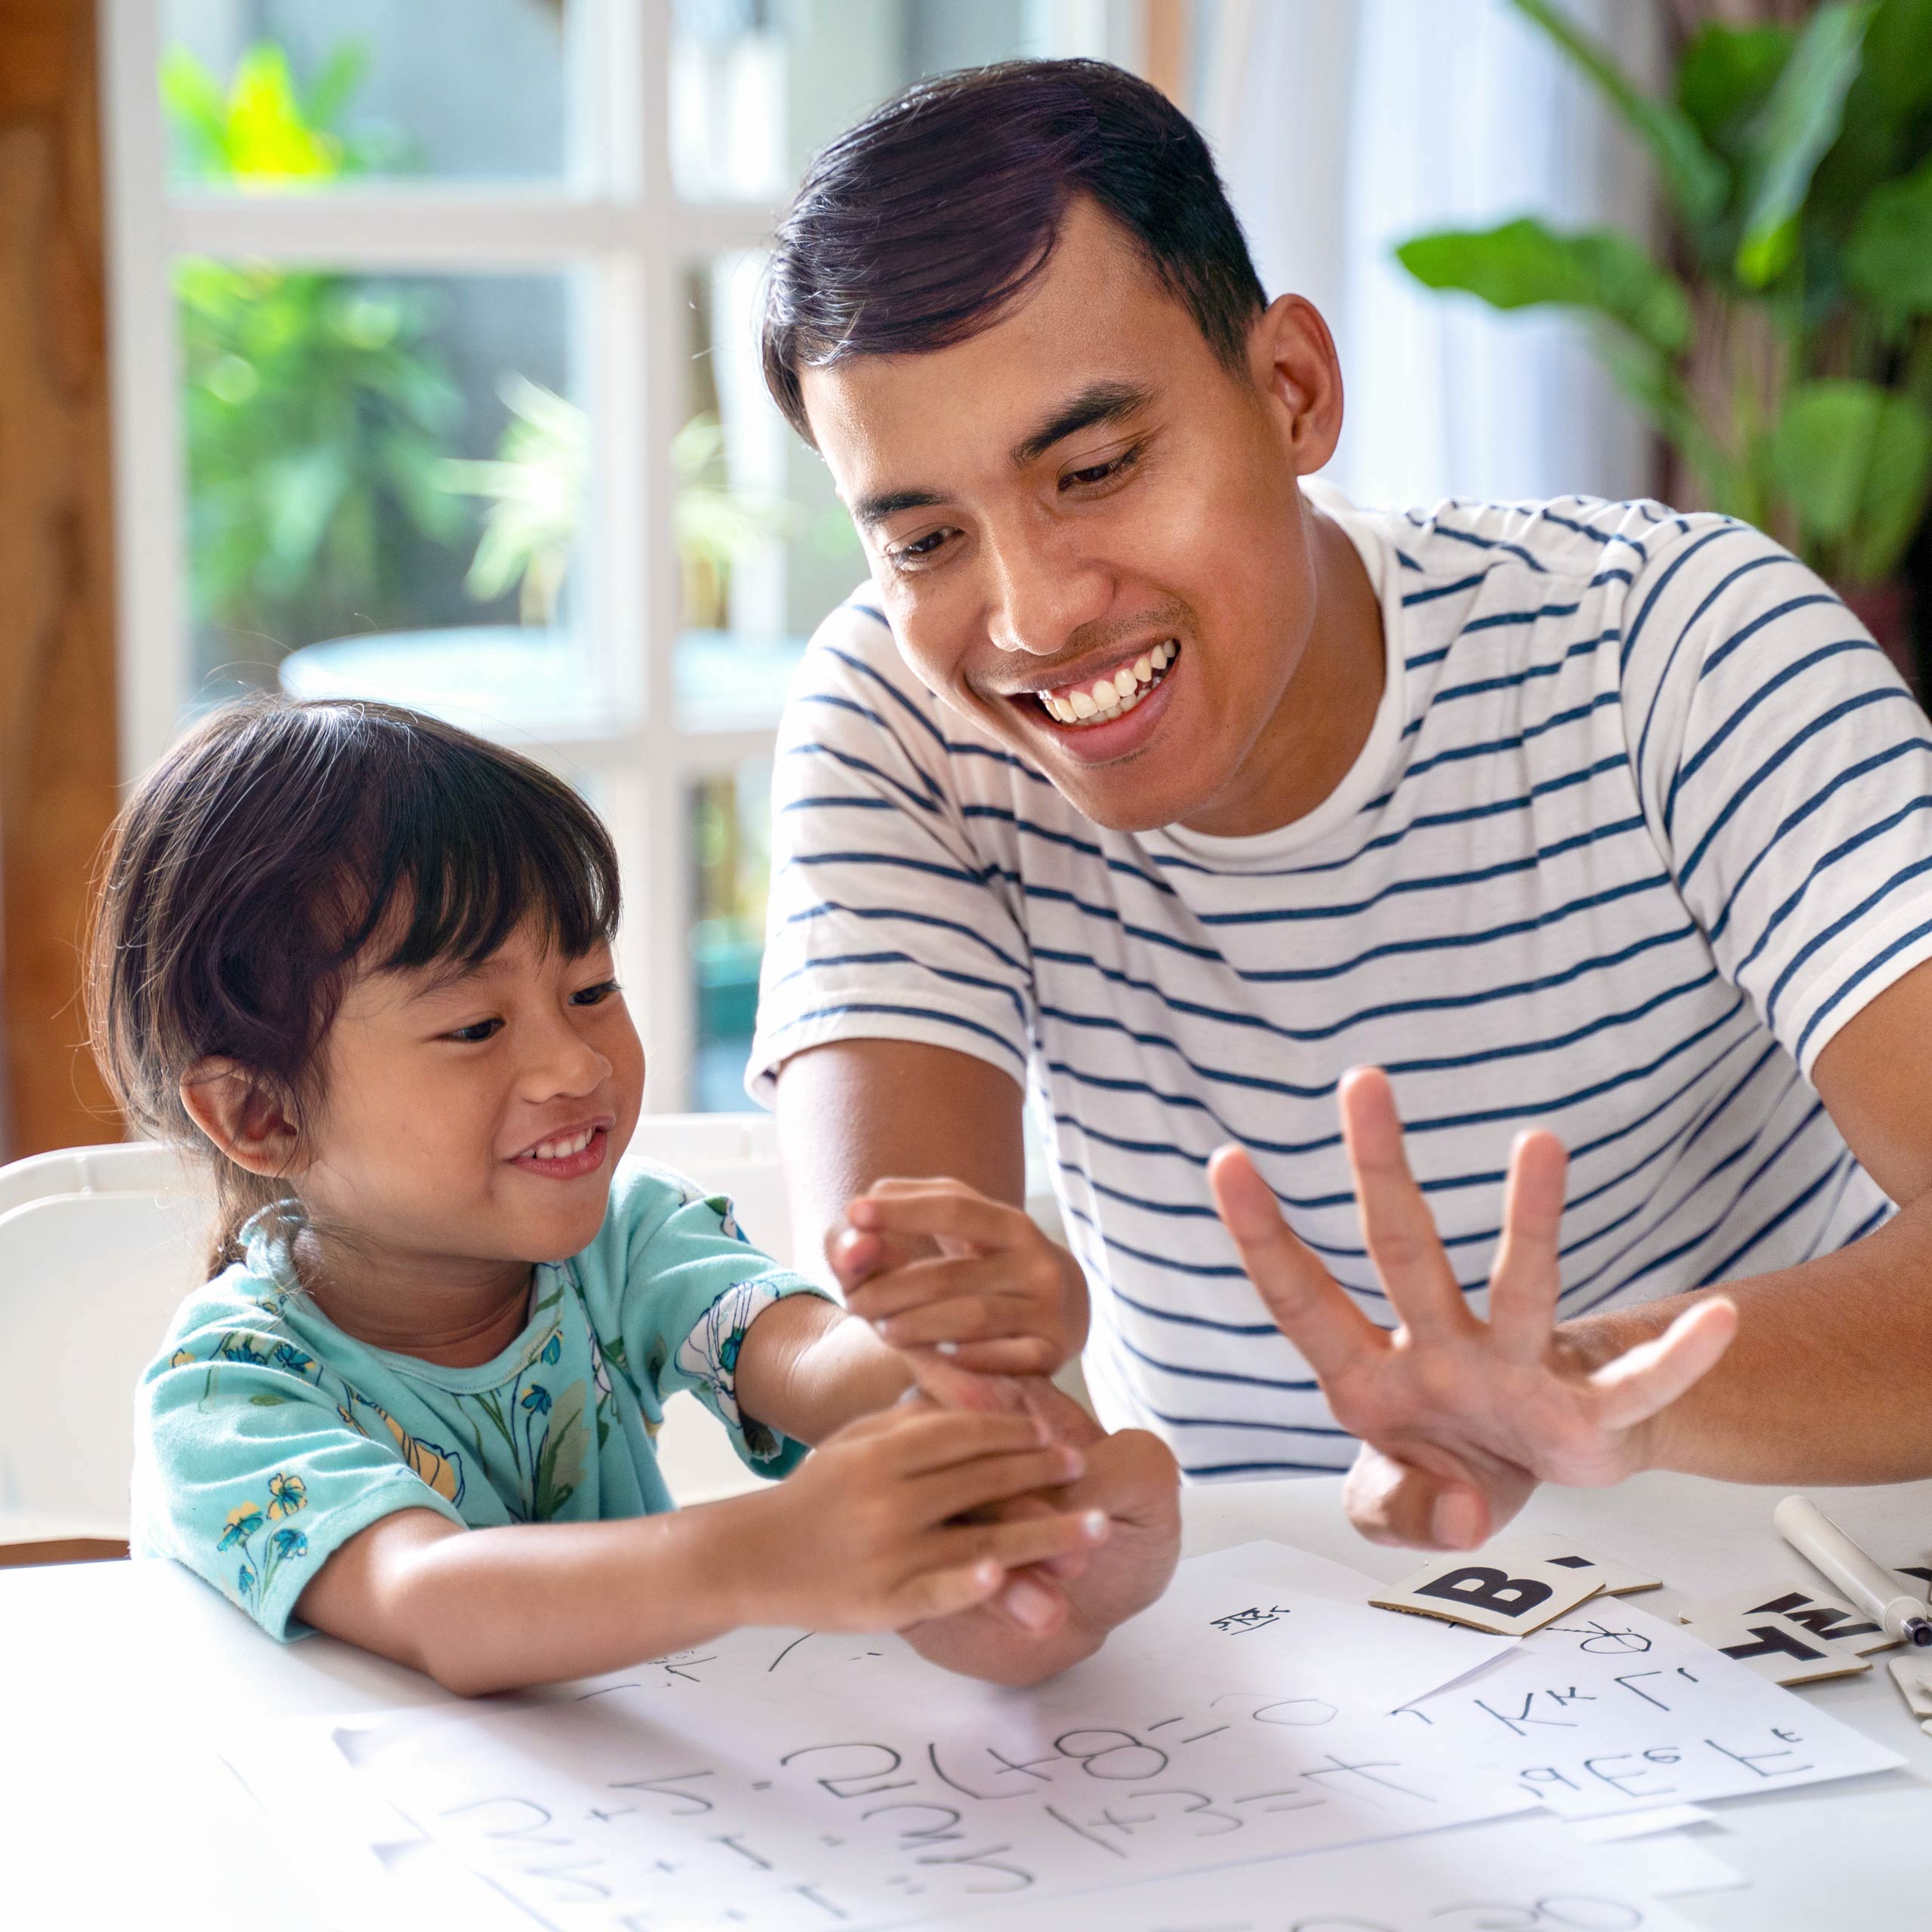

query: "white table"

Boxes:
[8, 1472, 1931, 1929]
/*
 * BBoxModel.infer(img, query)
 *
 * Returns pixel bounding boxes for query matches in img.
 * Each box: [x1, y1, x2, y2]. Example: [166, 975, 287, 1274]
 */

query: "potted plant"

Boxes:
[1395, 0, 1932, 679]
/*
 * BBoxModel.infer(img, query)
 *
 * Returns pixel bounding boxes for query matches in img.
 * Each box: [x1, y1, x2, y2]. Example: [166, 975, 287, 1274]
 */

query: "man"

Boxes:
[748, 58, 1932, 1549]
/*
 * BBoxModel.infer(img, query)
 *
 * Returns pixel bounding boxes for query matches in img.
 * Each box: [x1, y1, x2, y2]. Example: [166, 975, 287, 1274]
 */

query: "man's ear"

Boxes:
[1247, 293, 1344, 475]
[179, 1060, 305, 1178]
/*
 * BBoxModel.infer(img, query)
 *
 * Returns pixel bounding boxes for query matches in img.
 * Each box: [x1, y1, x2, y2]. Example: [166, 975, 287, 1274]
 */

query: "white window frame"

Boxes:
[97, 0, 1153, 1112]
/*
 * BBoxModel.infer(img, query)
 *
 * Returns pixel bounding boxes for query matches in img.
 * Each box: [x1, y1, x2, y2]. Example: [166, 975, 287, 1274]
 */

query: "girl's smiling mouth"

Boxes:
[510, 1120, 613, 1180]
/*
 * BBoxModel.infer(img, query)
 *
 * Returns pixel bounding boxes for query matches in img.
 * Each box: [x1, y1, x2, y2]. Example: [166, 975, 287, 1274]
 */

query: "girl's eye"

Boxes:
[571, 979, 621, 1008]
[446, 1017, 503, 1044]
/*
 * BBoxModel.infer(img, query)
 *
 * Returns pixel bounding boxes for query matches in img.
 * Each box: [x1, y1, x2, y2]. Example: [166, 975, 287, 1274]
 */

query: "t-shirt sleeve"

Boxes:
[746, 599, 1036, 1103]
[134, 1315, 463, 1641]
[1621, 518, 1932, 1076]
[587, 1164, 834, 1479]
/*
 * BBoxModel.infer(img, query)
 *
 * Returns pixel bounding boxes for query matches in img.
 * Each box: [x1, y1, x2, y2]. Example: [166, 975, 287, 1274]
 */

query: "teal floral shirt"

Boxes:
[131, 1161, 829, 1640]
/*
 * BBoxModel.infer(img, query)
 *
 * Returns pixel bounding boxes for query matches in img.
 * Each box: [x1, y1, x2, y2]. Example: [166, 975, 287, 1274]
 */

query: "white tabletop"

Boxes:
[8, 1471, 1931, 1929]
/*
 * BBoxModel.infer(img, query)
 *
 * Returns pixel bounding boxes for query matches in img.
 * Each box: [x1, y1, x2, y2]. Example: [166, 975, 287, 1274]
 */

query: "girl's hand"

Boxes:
[744, 1398, 1110, 1632]
[832, 1177, 1089, 1377]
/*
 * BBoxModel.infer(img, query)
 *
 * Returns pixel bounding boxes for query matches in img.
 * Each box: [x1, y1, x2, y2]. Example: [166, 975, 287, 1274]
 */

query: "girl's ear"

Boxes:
[179, 1060, 305, 1178]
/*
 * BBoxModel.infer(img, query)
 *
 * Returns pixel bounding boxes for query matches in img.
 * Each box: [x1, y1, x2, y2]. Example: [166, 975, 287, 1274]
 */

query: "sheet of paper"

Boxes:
[1394, 1597, 1903, 1818]
[294, 1565, 1536, 1931]
[891, 1814, 1715, 1932]
[1571, 1802, 1713, 1841]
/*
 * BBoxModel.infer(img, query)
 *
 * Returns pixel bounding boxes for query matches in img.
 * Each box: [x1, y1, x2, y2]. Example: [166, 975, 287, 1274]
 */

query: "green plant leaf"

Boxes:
[1808, 0, 1932, 230]
[1676, 23, 1793, 158]
[1395, 218, 1690, 355]
[1509, 0, 1727, 227]
[1844, 153, 1932, 318]
[1770, 378, 1932, 582]
[1735, 2, 1872, 287]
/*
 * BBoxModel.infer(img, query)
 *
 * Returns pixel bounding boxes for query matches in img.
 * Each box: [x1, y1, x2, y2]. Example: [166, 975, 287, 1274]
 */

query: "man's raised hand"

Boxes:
[1208, 1067, 1740, 1549]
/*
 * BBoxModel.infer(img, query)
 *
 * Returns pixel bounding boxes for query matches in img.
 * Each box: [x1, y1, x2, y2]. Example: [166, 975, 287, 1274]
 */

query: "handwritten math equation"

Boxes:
[346, 1617, 1522, 1932]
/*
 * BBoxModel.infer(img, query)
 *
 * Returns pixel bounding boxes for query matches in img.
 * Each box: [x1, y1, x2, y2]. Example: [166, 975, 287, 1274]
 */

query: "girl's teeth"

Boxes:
[532, 1128, 594, 1161]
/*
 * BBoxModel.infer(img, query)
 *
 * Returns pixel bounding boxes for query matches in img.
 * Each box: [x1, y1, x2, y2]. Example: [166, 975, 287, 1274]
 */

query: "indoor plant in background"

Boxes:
[1397, 0, 1932, 681]
[165, 44, 469, 673]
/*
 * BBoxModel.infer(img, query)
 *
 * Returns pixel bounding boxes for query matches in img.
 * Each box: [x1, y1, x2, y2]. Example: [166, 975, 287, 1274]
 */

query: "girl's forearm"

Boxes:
[309, 1497, 771, 1697]
[736, 1296, 911, 1444]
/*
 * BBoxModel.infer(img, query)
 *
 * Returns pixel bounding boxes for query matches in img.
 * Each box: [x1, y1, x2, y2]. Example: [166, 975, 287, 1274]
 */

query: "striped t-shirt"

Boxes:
[749, 490, 1932, 1480]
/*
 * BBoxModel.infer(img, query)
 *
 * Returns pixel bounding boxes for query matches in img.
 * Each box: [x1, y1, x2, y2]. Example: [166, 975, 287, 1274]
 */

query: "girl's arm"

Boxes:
[293, 1404, 1101, 1696]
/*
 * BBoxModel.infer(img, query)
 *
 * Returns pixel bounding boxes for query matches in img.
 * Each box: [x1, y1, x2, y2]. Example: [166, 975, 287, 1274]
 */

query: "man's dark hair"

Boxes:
[761, 58, 1266, 441]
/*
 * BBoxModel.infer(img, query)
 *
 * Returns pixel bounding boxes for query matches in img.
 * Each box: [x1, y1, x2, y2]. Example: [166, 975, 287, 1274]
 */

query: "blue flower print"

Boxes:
[521, 1385, 552, 1415]
[269, 1342, 315, 1377]
[219, 1503, 264, 1551]
[538, 1331, 562, 1367]
[217, 1472, 310, 1608]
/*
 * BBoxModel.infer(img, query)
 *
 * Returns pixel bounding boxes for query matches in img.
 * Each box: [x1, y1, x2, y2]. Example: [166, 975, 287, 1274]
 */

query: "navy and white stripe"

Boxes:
[751, 491, 1932, 1481]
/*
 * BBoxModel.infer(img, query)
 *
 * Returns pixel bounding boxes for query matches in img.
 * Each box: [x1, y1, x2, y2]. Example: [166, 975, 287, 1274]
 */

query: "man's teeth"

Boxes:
[1038, 641, 1177, 725]
[531, 1128, 596, 1161]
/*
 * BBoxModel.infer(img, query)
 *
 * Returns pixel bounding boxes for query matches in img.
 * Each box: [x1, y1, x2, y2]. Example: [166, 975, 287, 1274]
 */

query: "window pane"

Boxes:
[673, 253, 861, 735]
[177, 264, 608, 733]
[672, 0, 1093, 202]
[690, 762, 774, 1112]
[162, 0, 571, 189]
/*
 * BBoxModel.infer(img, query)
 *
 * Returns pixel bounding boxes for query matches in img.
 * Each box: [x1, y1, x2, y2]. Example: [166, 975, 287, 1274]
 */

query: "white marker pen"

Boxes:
[1776, 1495, 1932, 1648]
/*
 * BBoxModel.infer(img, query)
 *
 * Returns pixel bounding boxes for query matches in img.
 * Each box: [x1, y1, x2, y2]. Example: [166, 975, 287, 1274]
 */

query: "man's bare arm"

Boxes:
[1563, 958, 1932, 1484]
[776, 1038, 1027, 1279]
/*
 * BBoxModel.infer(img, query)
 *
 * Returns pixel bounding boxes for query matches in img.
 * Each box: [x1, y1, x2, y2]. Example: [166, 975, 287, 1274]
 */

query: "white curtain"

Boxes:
[1196, 0, 1666, 513]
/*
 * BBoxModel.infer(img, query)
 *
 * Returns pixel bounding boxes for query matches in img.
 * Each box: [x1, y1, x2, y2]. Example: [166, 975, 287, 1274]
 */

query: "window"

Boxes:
[103, 0, 1154, 1111]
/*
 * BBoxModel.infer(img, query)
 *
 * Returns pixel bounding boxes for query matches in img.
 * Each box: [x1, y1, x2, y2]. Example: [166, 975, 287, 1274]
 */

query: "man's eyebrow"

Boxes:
[848, 382, 1155, 530]
[1010, 381, 1154, 469]
[851, 485, 948, 530]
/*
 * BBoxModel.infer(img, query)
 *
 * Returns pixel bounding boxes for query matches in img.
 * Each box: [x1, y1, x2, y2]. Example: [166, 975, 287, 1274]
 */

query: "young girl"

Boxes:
[95, 697, 1178, 1695]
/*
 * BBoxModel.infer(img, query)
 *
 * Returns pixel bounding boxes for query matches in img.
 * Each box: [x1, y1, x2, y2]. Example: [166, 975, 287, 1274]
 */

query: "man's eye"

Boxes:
[1063, 448, 1137, 489]
[447, 1017, 503, 1044]
[891, 528, 952, 564]
[571, 979, 620, 1007]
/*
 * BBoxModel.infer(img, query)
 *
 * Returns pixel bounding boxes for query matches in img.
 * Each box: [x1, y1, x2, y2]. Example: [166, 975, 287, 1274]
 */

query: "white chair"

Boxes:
[0, 1115, 798, 1557]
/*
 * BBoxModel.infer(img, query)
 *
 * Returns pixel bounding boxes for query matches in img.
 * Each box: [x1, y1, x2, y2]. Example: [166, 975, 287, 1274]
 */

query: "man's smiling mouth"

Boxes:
[1017, 639, 1180, 727]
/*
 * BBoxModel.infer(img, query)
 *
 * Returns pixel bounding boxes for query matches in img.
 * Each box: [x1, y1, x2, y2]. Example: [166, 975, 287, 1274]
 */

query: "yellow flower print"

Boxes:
[379, 1410, 466, 1506]
[266, 1472, 307, 1519]
[170, 1348, 196, 1369]
[218, 1502, 263, 1551]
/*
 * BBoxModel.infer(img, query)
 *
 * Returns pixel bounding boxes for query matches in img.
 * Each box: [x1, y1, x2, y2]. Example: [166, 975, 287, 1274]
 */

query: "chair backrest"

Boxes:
[0, 1185, 211, 1531]
[624, 1112, 797, 1272]
[0, 1115, 794, 1531]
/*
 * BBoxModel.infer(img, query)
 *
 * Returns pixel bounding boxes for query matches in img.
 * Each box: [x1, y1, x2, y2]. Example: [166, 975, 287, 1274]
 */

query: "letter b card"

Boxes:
[1370, 1553, 1604, 1635]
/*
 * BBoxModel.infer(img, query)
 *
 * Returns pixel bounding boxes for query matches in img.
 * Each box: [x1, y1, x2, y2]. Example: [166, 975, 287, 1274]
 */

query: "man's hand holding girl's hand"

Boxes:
[832, 1176, 1088, 1380]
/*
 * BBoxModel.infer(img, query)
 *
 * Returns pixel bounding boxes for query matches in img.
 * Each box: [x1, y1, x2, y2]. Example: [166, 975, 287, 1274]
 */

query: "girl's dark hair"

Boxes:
[85, 697, 620, 1269]
[761, 57, 1266, 441]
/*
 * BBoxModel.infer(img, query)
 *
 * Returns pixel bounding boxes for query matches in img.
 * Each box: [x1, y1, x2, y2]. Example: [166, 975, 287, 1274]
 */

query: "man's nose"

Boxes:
[985, 525, 1112, 657]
